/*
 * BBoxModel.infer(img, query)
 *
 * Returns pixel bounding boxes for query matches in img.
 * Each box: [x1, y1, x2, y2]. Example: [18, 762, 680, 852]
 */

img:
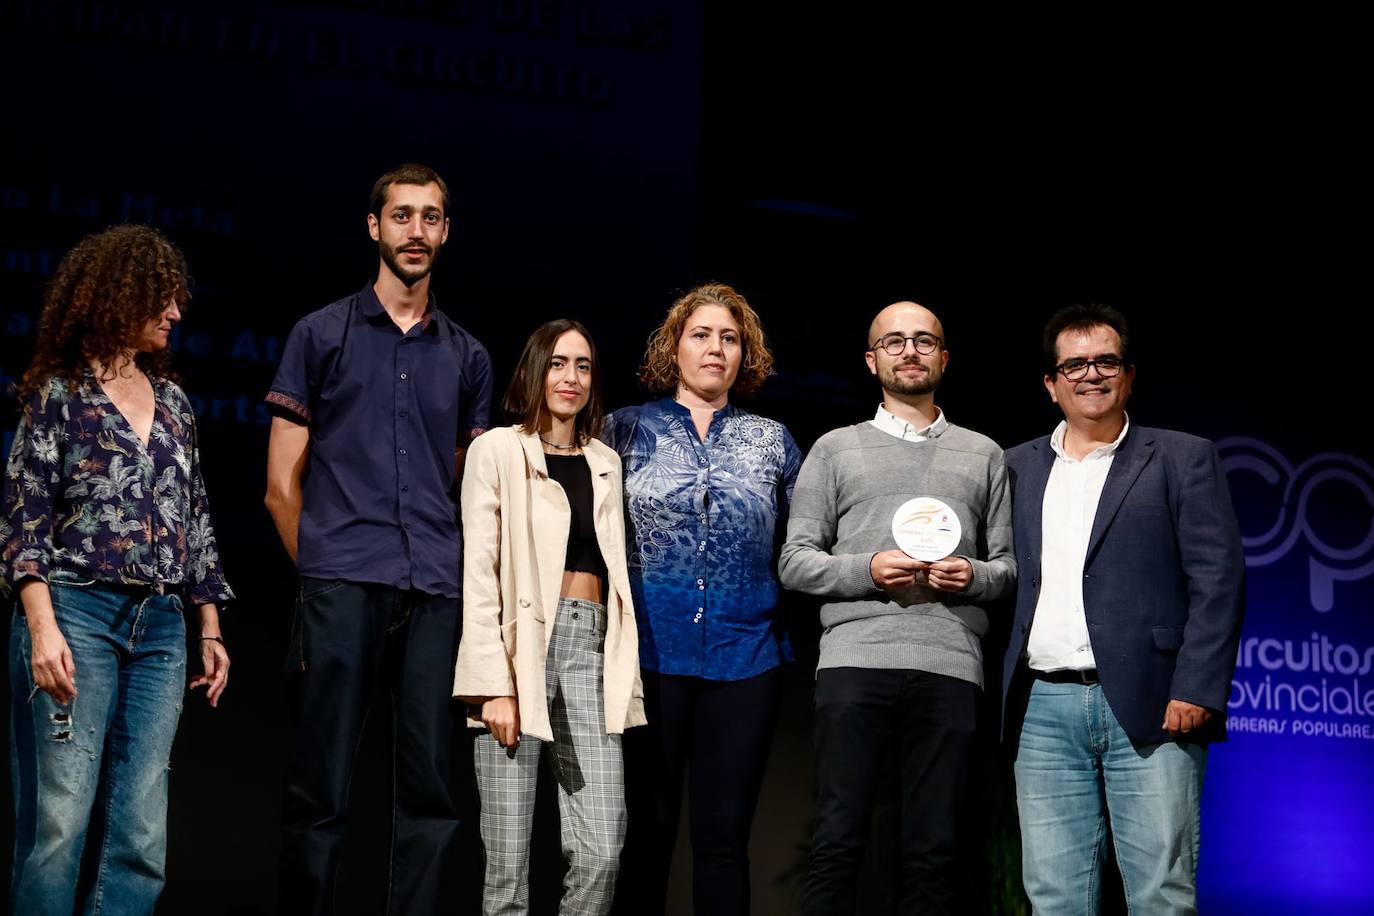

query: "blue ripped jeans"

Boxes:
[8, 573, 187, 916]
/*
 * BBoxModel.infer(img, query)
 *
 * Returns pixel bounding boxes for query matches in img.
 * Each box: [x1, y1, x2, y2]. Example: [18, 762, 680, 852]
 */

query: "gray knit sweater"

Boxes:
[779, 421, 1015, 687]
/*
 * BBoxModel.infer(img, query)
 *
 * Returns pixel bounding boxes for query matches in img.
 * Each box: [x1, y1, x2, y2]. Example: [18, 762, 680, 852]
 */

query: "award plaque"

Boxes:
[891, 497, 962, 561]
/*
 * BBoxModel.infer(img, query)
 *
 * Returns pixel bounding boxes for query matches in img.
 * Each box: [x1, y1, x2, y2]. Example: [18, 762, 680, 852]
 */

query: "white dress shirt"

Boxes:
[1026, 417, 1130, 672]
[870, 404, 947, 442]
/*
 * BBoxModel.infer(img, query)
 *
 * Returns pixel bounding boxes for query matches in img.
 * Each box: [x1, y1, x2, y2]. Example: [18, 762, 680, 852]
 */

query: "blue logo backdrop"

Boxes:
[1201, 438, 1374, 914]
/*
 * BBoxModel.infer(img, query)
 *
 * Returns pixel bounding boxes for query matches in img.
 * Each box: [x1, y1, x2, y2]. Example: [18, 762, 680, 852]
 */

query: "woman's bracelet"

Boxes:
[200, 635, 225, 645]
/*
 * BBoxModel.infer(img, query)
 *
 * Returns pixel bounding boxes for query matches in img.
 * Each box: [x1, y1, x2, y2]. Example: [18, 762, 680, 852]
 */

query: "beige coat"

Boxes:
[453, 426, 645, 741]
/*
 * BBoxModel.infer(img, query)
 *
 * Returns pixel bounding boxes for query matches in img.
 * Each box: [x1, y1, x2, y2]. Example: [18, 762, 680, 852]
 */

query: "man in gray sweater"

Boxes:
[780, 301, 1015, 915]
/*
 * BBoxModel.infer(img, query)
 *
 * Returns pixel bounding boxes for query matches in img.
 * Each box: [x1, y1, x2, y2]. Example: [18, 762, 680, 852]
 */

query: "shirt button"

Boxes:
[400, 372, 408, 380]
[572, 611, 580, 620]
[401, 485, 409, 492]
[399, 411, 408, 418]
[697, 578, 704, 585]
[399, 448, 407, 455]
[698, 542, 705, 551]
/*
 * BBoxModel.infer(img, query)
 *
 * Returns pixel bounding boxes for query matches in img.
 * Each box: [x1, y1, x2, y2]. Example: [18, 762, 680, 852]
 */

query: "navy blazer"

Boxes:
[1000, 425, 1245, 747]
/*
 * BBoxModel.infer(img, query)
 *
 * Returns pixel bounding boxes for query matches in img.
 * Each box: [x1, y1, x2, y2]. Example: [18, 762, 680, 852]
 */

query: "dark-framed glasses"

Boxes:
[869, 332, 943, 356]
[1055, 356, 1126, 380]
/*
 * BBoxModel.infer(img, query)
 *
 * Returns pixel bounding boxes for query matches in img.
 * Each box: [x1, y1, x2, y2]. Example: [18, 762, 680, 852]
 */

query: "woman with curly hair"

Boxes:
[602, 283, 801, 915]
[2, 224, 233, 915]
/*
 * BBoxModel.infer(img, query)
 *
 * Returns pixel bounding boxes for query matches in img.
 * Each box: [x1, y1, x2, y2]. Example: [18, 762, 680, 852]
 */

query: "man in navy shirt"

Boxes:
[265, 163, 492, 915]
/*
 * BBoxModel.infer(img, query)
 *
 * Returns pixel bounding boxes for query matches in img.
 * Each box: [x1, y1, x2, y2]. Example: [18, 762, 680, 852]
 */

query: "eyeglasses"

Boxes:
[1054, 356, 1127, 380]
[869, 333, 943, 356]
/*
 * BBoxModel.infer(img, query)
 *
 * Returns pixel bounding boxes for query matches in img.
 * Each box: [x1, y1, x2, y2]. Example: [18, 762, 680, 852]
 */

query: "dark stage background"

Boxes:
[1, 3, 1367, 913]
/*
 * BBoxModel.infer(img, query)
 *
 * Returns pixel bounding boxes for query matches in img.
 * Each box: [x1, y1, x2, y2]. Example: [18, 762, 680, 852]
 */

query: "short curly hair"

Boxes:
[19, 225, 189, 401]
[638, 282, 775, 397]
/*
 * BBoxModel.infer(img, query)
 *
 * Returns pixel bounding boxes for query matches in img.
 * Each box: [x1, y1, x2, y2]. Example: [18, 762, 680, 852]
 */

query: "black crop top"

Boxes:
[544, 453, 608, 579]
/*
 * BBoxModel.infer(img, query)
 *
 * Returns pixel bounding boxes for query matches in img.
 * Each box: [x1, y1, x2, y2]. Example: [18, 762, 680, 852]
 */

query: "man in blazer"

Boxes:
[1001, 304, 1244, 915]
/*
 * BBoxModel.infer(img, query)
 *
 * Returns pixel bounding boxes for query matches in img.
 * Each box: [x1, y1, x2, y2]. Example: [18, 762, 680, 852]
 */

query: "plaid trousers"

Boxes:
[475, 597, 625, 916]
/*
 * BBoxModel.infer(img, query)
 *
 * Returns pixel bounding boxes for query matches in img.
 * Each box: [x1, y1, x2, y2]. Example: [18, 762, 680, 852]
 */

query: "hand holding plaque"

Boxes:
[891, 497, 962, 561]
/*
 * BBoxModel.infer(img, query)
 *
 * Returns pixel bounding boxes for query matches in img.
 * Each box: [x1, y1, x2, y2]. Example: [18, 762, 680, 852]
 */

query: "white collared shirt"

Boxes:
[1026, 417, 1130, 672]
[870, 404, 948, 442]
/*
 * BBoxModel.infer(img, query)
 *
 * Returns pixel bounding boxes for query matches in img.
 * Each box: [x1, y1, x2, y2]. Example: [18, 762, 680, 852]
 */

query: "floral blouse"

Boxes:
[1, 371, 234, 606]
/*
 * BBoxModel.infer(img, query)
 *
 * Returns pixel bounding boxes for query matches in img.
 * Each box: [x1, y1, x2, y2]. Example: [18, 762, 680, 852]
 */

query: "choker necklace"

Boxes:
[540, 435, 579, 451]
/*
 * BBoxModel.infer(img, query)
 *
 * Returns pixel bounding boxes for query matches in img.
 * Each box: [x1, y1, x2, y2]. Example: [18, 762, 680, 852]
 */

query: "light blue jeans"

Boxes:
[9, 573, 187, 916]
[1014, 679, 1207, 916]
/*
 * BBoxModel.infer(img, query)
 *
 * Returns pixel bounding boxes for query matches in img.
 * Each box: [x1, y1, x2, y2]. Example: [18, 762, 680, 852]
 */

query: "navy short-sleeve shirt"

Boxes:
[266, 283, 492, 598]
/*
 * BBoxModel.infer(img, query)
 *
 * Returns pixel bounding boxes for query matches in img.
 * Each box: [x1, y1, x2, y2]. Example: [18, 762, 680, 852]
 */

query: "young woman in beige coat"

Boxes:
[454, 319, 644, 916]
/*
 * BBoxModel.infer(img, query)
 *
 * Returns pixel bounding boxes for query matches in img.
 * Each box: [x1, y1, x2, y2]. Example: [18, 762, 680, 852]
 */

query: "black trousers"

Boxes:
[613, 666, 784, 916]
[804, 667, 977, 916]
[278, 578, 461, 916]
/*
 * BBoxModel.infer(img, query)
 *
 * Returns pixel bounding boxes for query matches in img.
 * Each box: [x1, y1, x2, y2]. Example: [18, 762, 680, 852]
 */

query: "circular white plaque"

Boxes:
[891, 497, 962, 561]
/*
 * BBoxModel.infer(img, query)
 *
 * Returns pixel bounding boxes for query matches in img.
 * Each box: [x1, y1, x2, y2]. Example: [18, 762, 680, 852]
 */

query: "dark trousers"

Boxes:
[278, 578, 461, 916]
[614, 666, 784, 916]
[804, 667, 977, 916]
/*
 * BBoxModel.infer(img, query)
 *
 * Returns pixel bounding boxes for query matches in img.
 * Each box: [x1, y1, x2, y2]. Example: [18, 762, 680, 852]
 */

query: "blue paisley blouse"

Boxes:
[1, 372, 234, 606]
[602, 398, 802, 680]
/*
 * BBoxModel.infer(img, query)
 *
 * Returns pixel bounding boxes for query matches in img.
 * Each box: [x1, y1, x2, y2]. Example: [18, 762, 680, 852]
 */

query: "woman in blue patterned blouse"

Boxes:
[2, 225, 234, 916]
[603, 283, 801, 915]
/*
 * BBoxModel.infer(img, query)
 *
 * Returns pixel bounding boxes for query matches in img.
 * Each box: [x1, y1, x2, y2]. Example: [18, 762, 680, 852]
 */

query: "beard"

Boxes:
[378, 238, 439, 287]
[881, 359, 942, 395]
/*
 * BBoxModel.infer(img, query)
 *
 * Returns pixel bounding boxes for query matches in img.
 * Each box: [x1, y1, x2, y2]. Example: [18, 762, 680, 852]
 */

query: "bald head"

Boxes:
[865, 300, 949, 399]
[868, 301, 944, 347]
